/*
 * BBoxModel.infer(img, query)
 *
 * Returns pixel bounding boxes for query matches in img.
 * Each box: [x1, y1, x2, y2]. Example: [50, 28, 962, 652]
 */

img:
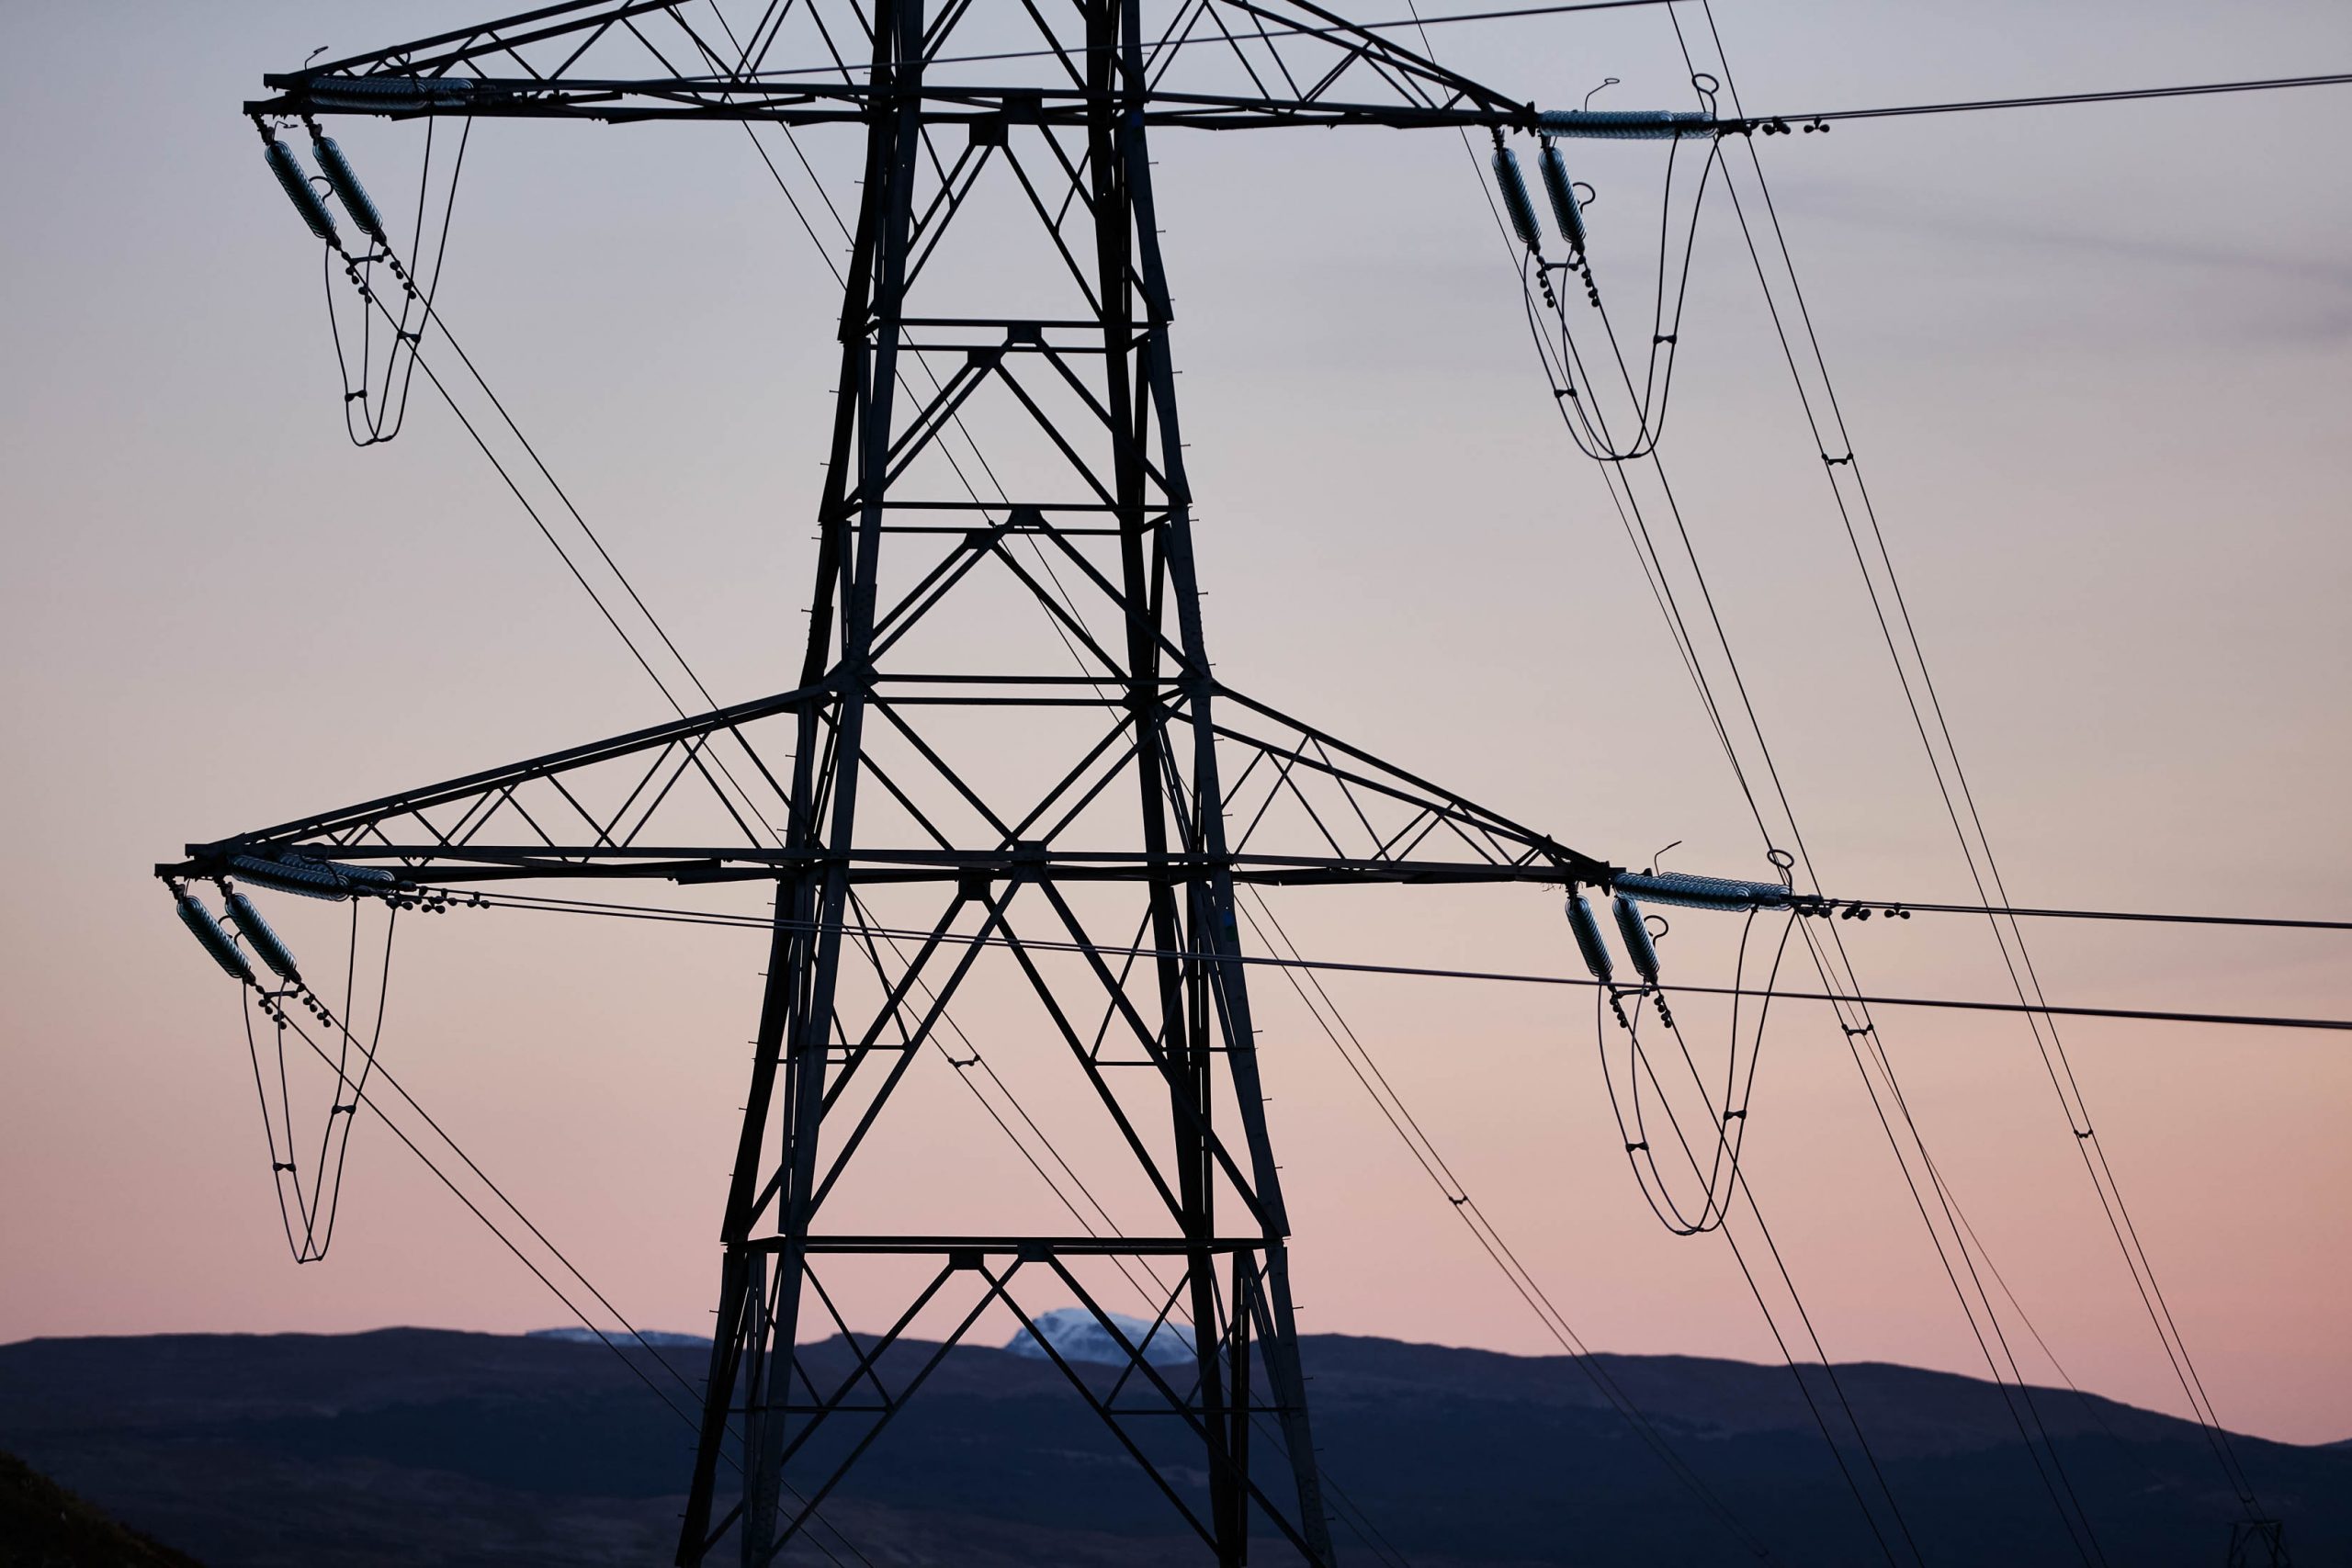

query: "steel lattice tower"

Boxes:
[183, 4, 1620, 1562]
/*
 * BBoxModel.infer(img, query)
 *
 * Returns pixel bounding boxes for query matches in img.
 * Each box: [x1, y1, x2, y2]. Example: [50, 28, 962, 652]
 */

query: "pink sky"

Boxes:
[4, 0, 2348, 1450]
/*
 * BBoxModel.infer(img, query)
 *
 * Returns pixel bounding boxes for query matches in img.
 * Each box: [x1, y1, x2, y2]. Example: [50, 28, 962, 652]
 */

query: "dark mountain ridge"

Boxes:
[2, 1328, 2341, 1566]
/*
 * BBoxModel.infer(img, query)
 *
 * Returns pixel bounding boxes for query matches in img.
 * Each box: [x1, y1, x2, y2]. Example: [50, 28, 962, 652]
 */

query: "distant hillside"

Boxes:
[1, 1448, 205, 1568]
[1, 1328, 2342, 1567]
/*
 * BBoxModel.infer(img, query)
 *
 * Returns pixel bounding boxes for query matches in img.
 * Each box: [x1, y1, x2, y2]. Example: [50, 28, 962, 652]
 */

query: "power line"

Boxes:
[1619, 993, 1928, 1567]
[713, 0, 2352, 133]
[324, 219, 793, 846]
[1541, 11, 2113, 1551]
[1238, 886, 1777, 1562]
[1773, 70, 2352, 129]
[1474, 6, 2264, 1548]
[429, 886, 2352, 1032]
[251, 979, 873, 1566]
[1427, 20, 2000, 1557]
[237, 903, 401, 1263]
[1836, 899, 2352, 932]
[1684, 0, 2269, 1519]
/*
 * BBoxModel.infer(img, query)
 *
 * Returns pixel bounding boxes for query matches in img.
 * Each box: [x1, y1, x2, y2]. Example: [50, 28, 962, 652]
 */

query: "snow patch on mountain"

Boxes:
[1003, 1307, 1193, 1368]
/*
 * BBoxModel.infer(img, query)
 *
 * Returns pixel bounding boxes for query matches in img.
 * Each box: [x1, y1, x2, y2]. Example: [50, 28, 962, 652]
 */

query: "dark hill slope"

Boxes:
[0, 1448, 206, 1568]
[2, 1329, 2343, 1567]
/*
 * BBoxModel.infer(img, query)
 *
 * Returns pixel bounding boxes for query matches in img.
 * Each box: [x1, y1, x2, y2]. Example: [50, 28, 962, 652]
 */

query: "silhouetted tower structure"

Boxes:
[188, 4, 1620, 1561]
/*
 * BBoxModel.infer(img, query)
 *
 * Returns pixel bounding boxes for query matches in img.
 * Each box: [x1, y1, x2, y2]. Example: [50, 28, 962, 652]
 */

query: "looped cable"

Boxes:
[235, 896, 401, 1263]
[319, 117, 471, 448]
[1589, 908, 1801, 1236]
[1524, 131, 1724, 463]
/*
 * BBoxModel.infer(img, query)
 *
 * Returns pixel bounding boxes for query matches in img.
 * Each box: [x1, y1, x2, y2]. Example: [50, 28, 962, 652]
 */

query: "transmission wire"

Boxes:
[1236, 888, 1778, 1560]
[407, 886, 2352, 1032]
[1475, 1, 2159, 1550]
[703, 0, 2350, 117]
[1428, 11, 2119, 1555]
[244, 988, 870, 1565]
[1684, 0, 2267, 1517]
[1526, 139, 2106, 1568]
[314, 194, 793, 846]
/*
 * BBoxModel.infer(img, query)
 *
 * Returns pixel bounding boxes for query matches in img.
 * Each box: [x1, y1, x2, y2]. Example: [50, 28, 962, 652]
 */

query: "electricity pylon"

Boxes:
[183, 4, 1625, 1562]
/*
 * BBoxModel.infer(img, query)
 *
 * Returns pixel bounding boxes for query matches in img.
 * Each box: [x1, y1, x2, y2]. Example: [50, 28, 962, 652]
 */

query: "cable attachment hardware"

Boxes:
[175, 891, 256, 986]
[263, 136, 342, 250]
[1489, 135, 1545, 254]
[1538, 139, 1589, 256]
[307, 125, 389, 243]
[1565, 891, 1615, 984]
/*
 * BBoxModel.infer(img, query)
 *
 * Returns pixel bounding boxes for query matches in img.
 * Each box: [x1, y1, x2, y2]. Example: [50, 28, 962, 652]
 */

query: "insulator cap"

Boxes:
[1612, 894, 1662, 985]
[303, 75, 477, 113]
[1564, 892, 1613, 983]
[1491, 146, 1544, 253]
[311, 135, 386, 243]
[224, 889, 302, 984]
[1536, 108, 1713, 140]
[1614, 871, 1791, 911]
[176, 893, 256, 986]
[264, 139, 339, 246]
[228, 852, 396, 902]
[1538, 141, 1588, 254]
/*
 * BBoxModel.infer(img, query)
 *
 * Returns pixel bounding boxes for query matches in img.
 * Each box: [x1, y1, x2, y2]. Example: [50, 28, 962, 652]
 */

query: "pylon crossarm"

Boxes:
[245, 0, 1540, 130]
[255, 80, 1545, 130]
[1194, 685, 1613, 884]
[168, 680, 820, 864]
[163, 845, 1611, 887]
[158, 689, 1617, 890]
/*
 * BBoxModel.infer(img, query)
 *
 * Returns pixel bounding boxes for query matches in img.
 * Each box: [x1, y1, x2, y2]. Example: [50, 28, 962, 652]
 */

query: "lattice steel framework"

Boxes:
[176, 4, 1622, 1562]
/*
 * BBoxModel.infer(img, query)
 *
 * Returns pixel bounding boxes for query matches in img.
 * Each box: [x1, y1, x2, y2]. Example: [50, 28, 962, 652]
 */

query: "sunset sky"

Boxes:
[5, 0, 2348, 1457]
